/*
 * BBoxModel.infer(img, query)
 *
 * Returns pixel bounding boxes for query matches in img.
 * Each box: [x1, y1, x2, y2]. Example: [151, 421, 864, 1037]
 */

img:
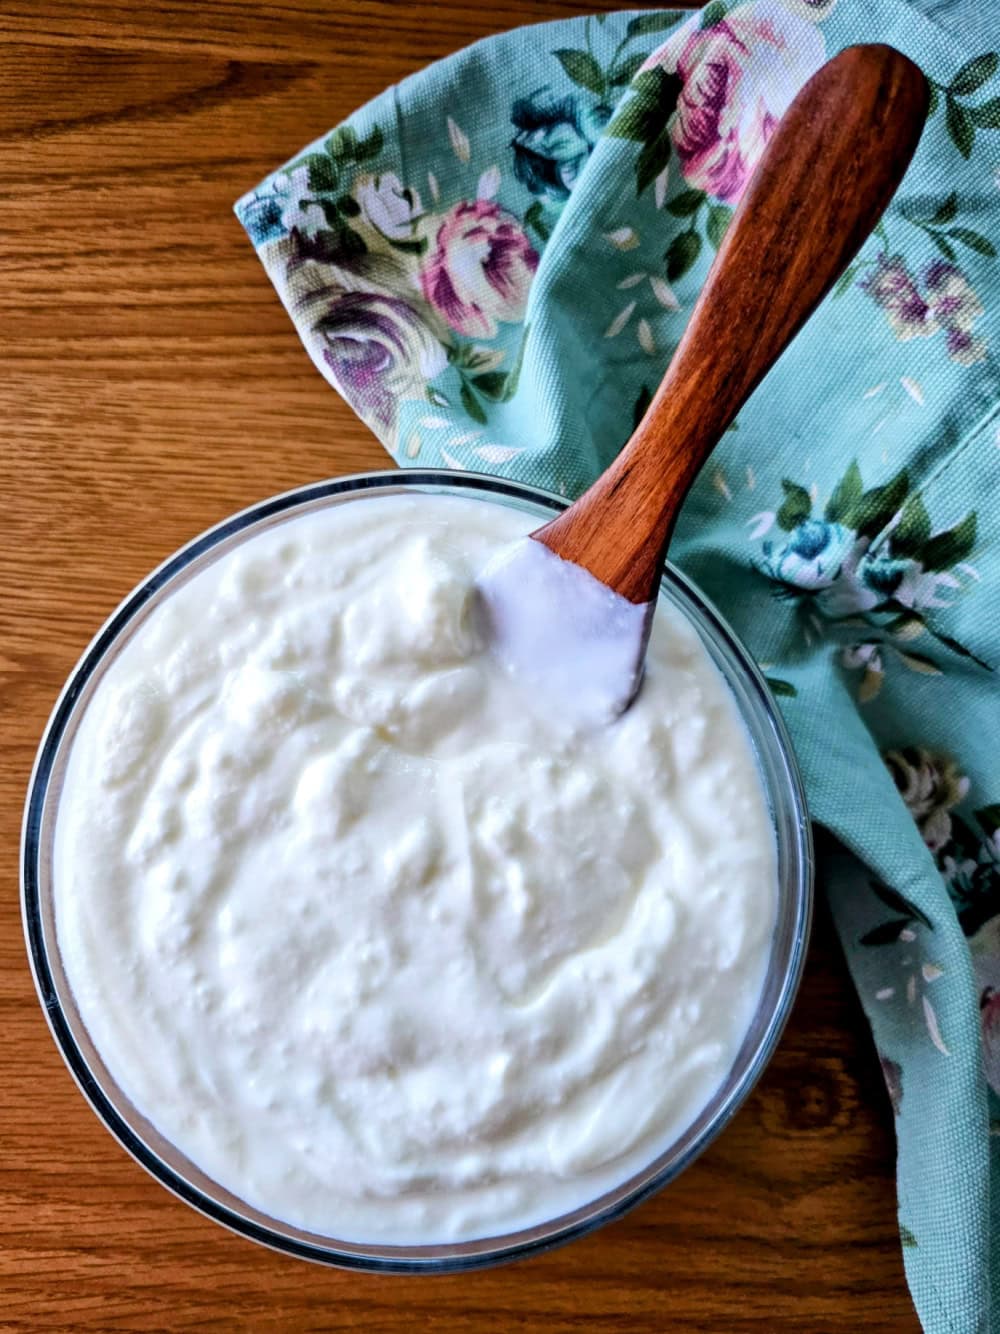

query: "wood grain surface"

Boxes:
[0, 3, 919, 1330]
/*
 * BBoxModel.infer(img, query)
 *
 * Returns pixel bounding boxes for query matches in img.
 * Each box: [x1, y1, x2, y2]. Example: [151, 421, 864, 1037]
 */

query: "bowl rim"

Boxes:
[21, 467, 813, 1273]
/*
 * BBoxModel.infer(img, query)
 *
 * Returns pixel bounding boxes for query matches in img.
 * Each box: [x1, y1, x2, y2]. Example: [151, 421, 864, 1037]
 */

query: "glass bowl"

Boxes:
[22, 469, 813, 1273]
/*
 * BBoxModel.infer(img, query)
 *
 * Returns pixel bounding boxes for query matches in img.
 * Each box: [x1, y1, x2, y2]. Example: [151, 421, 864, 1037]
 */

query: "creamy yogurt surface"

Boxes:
[54, 492, 778, 1244]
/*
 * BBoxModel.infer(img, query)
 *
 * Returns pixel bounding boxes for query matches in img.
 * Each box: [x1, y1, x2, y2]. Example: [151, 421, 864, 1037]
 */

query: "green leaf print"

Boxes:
[475, 369, 517, 404]
[920, 511, 977, 571]
[471, 372, 508, 401]
[765, 677, 797, 698]
[449, 344, 484, 370]
[826, 460, 863, 523]
[706, 204, 733, 250]
[608, 66, 681, 137]
[777, 480, 812, 531]
[387, 235, 428, 256]
[948, 227, 997, 257]
[892, 494, 931, 559]
[459, 325, 530, 412]
[756, 464, 989, 686]
[553, 48, 606, 97]
[661, 188, 718, 256]
[972, 97, 1000, 127]
[315, 208, 367, 259]
[928, 231, 958, 262]
[928, 51, 1000, 156]
[524, 201, 551, 243]
[326, 124, 358, 160]
[854, 469, 909, 540]
[308, 155, 339, 193]
[626, 11, 685, 39]
[832, 263, 859, 298]
[609, 52, 646, 88]
[502, 323, 529, 401]
[900, 1226, 918, 1249]
[902, 192, 959, 227]
[701, 2, 728, 29]
[304, 123, 386, 206]
[949, 52, 999, 96]
[667, 188, 706, 217]
[666, 229, 701, 281]
[354, 125, 384, 161]
[976, 806, 1000, 838]
[608, 95, 659, 141]
[607, 66, 682, 197]
[460, 380, 487, 425]
[636, 133, 673, 196]
[946, 95, 975, 158]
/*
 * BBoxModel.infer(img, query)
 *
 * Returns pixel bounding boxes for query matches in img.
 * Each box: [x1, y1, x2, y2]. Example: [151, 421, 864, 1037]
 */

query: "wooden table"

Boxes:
[0, 3, 919, 1329]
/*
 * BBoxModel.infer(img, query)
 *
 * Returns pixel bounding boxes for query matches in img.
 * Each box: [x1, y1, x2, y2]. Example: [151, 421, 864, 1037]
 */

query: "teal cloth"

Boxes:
[236, 3, 1000, 1328]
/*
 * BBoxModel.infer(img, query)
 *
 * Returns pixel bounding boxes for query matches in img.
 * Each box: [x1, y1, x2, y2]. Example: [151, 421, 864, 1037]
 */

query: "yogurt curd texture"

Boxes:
[54, 492, 778, 1244]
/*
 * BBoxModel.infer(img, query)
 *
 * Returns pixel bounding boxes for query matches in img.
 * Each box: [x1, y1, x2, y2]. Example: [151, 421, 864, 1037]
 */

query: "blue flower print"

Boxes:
[241, 191, 285, 246]
[760, 518, 858, 593]
[510, 88, 610, 203]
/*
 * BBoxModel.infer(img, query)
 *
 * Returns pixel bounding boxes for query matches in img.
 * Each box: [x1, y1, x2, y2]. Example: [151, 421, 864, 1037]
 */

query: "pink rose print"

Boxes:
[421, 200, 538, 339]
[647, 1, 825, 203]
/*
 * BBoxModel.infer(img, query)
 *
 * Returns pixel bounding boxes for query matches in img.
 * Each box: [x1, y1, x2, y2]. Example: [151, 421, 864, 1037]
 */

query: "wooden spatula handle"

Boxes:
[536, 44, 929, 602]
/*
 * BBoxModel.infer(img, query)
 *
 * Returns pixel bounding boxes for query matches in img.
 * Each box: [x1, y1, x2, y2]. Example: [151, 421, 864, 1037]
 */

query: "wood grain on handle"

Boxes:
[535, 44, 929, 603]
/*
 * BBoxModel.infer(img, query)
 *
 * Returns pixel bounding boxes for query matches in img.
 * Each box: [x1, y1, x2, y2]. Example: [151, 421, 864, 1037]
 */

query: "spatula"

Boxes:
[478, 43, 929, 726]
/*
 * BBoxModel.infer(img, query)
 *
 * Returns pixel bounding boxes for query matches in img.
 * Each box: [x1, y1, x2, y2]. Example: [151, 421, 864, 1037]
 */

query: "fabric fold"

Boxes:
[236, 5, 1000, 1329]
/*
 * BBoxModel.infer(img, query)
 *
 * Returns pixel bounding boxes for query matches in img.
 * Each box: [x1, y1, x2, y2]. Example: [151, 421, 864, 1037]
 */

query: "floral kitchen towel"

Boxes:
[236, 2, 1000, 1328]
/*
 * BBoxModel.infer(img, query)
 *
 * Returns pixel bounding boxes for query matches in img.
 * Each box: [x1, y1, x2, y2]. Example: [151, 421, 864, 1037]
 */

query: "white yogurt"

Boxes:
[477, 537, 652, 727]
[54, 492, 777, 1244]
